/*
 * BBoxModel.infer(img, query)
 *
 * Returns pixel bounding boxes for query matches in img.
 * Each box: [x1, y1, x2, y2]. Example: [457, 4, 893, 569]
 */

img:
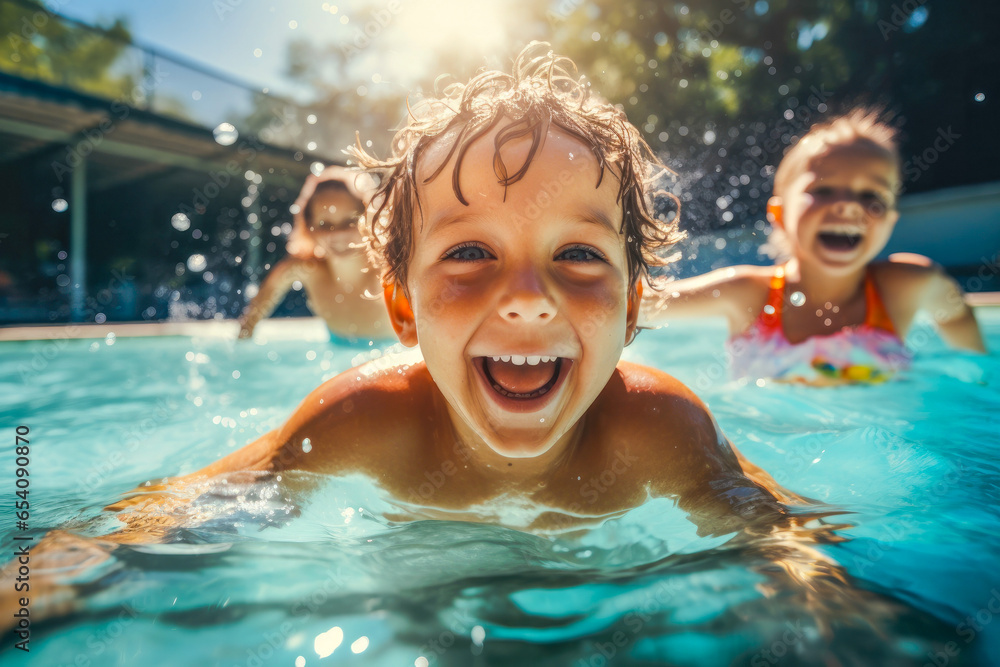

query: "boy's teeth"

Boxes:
[487, 355, 558, 364]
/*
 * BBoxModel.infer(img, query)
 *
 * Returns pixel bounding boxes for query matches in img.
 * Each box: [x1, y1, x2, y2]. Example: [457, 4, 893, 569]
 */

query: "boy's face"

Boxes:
[307, 188, 365, 256]
[398, 123, 637, 459]
[776, 140, 900, 275]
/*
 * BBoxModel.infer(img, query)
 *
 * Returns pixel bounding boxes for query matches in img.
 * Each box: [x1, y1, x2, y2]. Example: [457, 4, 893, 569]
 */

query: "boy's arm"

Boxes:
[1, 371, 381, 632]
[639, 266, 767, 334]
[238, 258, 311, 338]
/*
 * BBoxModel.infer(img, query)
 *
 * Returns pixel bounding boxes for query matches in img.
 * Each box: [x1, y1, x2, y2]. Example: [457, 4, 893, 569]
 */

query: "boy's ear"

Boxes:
[625, 281, 643, 345]
[383, 283, 418, 347]
[766, 196, 784, 229]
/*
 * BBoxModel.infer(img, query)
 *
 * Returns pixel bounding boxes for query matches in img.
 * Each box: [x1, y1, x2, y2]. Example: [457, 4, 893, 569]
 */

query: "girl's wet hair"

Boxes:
[350, 42, 683, 291]
[773, 107, 901, 198]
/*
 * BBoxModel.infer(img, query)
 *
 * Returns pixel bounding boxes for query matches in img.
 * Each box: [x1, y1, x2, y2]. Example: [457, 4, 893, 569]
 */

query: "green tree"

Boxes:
[0, 0, 135, 100]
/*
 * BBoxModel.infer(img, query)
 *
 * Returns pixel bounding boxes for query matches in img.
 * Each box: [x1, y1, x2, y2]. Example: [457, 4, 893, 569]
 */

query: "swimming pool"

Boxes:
[2, 311, 999, 666]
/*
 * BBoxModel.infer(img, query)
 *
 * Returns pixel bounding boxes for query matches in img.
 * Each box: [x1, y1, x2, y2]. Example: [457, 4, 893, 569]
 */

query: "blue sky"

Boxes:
[57, 0, 520, 102]
[59, 0, 321, 98]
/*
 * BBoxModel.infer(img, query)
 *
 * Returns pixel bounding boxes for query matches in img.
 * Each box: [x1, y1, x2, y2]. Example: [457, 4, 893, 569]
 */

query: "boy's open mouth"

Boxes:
[817, 230, 863, 252]
[475, 355, 572, 411]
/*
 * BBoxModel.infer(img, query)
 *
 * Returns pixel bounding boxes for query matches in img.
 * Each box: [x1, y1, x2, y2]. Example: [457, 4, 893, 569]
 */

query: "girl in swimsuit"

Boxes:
[640, 109, 986, 384]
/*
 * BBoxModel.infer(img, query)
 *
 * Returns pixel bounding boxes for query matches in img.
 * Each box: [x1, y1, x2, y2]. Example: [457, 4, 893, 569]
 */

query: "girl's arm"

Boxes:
[923, 269, 986, 353]
[881, 255, 986, 353]
[238, 258, 311, 338]
[640, 266, 769, 334]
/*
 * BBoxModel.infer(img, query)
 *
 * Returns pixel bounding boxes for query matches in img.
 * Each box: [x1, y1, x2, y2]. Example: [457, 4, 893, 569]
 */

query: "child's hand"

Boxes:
[237, 318, 254, 339]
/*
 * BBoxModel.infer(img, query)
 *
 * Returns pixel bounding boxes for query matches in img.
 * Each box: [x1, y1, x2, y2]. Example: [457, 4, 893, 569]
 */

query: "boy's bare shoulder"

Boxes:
[266, 354, 439, 474]
[592, 362, 742, 496]
[600, 363, 725, 453]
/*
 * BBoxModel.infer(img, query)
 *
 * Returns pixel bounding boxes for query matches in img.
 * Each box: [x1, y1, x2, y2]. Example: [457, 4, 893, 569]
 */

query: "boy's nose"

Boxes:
[498, 267, 557, 323]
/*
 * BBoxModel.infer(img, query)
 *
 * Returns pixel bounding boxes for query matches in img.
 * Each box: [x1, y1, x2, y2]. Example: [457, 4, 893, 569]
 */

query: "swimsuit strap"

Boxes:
[757, 265, 785, 333]
[863, 269, 897, 334]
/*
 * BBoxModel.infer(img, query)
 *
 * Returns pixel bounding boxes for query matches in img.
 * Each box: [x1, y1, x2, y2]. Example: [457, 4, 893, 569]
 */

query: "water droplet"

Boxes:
[763, 304, 775, 315]
[471, 626, 486, 646]
[95, 313, 106, 324]
[302, 438, 312, 453]
[306, 114, 317, 124]
[310, 162, 325, 176]
[790, 291, 806, 307]
[252, 48, 262, 58]
[350, 637, 369, 654]
[307, 141, 318, 151]
[51, 198, 68, 212]
[232, 370, 241, 379]
[171, 212, 191, 231]
[187, 254, 207, 272]
[213, 123, 238, 146]
[703, 130, 716, 145]
[975, 92, 986, 102]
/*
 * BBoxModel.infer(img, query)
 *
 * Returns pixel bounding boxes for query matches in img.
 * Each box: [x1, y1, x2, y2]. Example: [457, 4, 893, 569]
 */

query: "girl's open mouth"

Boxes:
[817, 231, 863, 252]
[475, 356, 572, 412]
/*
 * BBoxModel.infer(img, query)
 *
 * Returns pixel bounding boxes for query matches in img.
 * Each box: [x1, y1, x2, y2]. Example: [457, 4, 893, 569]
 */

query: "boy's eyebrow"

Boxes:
[425, 206, 621, 237]
[578, 206, 620, 234]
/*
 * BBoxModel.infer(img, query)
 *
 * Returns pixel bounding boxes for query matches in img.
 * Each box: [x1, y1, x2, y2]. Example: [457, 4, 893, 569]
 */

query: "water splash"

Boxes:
[213, 122, 239, 146]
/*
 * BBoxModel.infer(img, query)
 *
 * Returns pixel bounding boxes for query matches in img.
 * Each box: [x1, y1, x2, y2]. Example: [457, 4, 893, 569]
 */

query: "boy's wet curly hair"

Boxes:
[350, 42, 682, 291]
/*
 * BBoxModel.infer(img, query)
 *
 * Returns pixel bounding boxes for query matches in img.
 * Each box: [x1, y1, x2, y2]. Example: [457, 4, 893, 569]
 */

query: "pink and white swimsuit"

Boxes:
[727, 267, 912, 383]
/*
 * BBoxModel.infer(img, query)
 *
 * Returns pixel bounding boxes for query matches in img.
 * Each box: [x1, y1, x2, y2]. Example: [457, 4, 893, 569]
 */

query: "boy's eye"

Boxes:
[557, 246, 606, 263]
[810, 186, 835, 197]
[443, 243, 493, 262]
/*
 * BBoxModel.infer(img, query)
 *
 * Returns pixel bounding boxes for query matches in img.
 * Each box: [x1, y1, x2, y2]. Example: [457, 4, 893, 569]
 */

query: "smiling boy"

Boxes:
[168, 44, 788, 532]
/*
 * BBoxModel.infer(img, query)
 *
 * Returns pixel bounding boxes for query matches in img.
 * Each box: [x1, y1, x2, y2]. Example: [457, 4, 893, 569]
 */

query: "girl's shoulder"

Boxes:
[870, 254, 943, 293]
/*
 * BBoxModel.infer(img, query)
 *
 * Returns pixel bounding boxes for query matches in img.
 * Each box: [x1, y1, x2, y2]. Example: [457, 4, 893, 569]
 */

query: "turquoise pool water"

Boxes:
[1, 311, 999, 666]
